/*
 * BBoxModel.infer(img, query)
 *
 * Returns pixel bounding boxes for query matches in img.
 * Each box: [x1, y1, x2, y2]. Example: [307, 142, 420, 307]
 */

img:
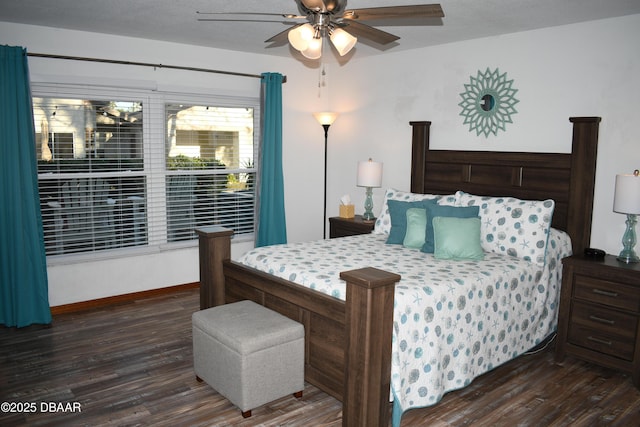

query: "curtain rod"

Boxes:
[27, 52, 286, 83]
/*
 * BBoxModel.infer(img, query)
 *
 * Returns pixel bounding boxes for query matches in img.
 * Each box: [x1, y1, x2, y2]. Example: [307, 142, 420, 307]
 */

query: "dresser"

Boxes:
[555, 255, 640, 388]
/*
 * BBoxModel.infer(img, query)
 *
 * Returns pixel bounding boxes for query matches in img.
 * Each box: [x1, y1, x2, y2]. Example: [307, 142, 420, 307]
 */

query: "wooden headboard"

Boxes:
[409, 117, 601, 256]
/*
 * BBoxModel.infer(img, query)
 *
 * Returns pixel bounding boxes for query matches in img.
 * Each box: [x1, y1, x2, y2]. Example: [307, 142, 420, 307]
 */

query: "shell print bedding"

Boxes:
[238, 229, 572, 425]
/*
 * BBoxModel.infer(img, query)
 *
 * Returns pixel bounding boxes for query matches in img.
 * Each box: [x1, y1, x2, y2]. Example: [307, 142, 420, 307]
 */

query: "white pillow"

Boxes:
[455, 191, 555, 266]
[373, 188, 449, 235]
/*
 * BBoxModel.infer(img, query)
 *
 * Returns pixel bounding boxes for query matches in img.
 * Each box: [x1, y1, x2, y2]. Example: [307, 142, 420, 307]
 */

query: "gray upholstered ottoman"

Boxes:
[192, 300, 304, 418]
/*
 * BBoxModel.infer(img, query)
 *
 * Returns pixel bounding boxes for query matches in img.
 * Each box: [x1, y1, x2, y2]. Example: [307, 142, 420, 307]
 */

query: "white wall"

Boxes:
[326, 14, 640, 259]
[2, 14, 639, 306]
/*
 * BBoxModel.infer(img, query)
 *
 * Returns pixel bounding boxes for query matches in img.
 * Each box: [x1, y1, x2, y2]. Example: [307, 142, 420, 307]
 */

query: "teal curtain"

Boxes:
[256, 73, 287, 247]
[0, 46, 52, 327]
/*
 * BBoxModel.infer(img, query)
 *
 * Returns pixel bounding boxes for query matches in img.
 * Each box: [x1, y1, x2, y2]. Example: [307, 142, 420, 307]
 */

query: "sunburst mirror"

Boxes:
[458, 68, 519, 137]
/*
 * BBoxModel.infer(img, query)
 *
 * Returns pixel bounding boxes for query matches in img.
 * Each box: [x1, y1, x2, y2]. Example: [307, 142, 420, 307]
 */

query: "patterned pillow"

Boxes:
[373, 188, 444, 235]
[455, 191, 555, 266]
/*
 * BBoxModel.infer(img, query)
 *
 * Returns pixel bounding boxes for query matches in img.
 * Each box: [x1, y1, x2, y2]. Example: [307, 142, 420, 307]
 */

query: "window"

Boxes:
[33, 89, 258, 257]
[165, 104, 255, 242]
[35, 97, 145, 256]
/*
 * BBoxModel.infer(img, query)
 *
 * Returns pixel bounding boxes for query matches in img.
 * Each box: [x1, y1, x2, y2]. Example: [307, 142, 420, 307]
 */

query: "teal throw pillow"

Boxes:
[403, 208, 428, 248]
[421, 204, 480, 253]
[433, 216, 485, 261]
[386, 199, 437, 244]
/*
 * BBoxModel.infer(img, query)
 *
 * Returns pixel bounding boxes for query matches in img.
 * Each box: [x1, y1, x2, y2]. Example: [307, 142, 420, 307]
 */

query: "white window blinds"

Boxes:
[164, 104, 255, 242]
[33, 86, 258, 258]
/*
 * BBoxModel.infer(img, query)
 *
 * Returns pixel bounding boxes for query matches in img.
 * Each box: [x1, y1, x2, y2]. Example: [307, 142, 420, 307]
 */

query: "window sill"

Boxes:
[46, 233, 254, 267]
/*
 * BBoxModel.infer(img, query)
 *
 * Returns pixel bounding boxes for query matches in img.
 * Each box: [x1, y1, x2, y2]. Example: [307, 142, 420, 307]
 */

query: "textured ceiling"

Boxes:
[1, 0, 639, 61]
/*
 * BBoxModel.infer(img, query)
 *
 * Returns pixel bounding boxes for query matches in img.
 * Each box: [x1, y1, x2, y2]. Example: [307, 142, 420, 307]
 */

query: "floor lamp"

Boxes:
[313, 112, 338, 239]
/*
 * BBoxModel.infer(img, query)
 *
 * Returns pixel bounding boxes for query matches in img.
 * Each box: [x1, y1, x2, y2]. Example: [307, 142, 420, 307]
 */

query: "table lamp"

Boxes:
[356, 158, 383, 221]
[613, 169, 640, 263]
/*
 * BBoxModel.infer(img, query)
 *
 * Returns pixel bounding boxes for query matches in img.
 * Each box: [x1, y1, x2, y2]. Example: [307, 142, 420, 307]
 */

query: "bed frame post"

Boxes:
[409, 121, 432, 194]
[195, 226, 234, 309]
[340, 267, 401, 427]
[568, 117, 601, 255]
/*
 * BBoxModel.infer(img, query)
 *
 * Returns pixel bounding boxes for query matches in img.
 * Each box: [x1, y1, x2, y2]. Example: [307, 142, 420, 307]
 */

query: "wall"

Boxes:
[326, 14, 640, 258]
[2, 14, 639, 306]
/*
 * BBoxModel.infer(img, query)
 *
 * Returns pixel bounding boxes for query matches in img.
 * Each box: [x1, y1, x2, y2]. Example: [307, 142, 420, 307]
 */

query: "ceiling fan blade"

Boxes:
[197, 19, 300, 26]
[341, 21, 399, 45]
[265, 24, 302, 44]
[196, 11, 305, 19]
[342, 4, 444, 21]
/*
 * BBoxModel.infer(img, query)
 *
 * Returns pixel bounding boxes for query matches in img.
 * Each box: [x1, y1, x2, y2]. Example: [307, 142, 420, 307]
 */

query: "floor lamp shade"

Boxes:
[313, 112, 338, 126]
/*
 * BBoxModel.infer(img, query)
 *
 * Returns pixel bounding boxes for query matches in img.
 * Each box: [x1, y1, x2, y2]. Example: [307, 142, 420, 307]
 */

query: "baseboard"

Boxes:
[50, 282, 200, 315]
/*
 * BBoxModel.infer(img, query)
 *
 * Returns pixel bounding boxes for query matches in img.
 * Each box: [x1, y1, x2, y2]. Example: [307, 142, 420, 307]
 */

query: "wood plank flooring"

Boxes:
[1, 288, 639, 426]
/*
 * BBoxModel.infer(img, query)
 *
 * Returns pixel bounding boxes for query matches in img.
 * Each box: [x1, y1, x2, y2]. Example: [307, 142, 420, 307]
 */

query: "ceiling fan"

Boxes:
[197, 0, 444, 59]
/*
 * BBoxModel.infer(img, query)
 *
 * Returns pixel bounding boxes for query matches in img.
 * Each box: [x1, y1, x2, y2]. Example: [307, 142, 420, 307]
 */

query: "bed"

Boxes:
[196, 117, 601, 426]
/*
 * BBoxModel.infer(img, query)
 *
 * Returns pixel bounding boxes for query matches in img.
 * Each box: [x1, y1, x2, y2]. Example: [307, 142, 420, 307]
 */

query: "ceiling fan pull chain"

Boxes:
[321, 64, 326, 87]
[317, 37, 327, 94]
[318, 63, 328, 97]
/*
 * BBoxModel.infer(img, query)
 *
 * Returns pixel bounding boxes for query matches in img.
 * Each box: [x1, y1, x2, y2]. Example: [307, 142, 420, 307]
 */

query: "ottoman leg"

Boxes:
[196, 375, 203, 383]
[240, 391, 301, 418]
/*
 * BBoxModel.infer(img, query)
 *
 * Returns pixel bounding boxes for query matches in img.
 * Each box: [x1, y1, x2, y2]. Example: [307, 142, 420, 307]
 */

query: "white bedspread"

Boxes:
[238, 229, 572, 424]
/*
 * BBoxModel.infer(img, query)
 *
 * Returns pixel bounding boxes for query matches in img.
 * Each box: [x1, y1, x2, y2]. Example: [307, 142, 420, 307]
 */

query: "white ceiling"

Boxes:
[2, 0, 640, 60]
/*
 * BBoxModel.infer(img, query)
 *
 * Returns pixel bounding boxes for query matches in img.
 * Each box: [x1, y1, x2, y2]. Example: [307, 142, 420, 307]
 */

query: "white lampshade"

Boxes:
[614, 172, 640, 214]
[288, 23, 315, 51]
[357, 159, 383, 188]
[330, 28, 357, 56]
[313, 112, 338, 126]
[301, 37, 323, 59]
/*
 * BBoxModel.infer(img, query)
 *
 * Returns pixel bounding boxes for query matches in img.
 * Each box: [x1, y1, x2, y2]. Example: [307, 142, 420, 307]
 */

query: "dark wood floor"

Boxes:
[1, 288, 639, 426]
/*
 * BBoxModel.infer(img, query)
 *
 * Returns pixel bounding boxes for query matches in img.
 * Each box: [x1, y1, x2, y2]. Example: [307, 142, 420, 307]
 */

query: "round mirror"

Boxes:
[481, 94, 495, 111]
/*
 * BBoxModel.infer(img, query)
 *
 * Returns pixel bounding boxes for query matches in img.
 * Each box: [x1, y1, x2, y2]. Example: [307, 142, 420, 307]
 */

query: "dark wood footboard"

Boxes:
[196, 226, 400, 427]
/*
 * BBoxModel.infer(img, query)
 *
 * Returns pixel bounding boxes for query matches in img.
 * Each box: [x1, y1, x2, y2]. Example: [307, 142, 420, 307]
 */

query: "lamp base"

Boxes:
[617, 253, 639, 263]
[362, 187, 375, 221]
[362, 213, 376, 222]
[617, 214, 639, 263]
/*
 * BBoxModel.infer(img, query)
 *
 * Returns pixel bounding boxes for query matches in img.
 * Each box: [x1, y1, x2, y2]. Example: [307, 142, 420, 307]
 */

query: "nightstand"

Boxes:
[555, 255, 640, 388]
[328, 215, 375, 238]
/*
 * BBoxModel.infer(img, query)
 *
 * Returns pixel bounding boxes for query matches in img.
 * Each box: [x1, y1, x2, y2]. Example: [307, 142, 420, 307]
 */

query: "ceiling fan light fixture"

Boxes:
[329, 28, 357, 56]
[301, 37, 323, 59]
[288, 23, 315, 51]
